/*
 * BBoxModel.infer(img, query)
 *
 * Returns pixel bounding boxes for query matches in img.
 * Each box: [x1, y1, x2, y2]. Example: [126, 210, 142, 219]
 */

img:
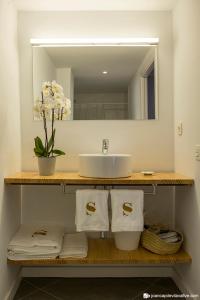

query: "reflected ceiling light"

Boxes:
[102, 71, 108, 74]
[30, 37, 159, 47]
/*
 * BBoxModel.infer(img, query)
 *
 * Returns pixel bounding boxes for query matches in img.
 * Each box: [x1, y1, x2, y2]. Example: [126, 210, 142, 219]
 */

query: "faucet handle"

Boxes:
[102, 139, 109, 154]
[103, 139, 109, 147]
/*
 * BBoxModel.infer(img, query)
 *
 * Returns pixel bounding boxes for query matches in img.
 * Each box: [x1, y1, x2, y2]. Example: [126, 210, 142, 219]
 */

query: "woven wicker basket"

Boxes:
[141, 229, 183, 255]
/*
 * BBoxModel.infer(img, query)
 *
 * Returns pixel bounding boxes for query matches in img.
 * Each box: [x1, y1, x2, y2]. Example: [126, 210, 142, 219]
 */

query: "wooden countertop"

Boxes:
[4, 172, 194, 185]
[7, 239, 191, 266]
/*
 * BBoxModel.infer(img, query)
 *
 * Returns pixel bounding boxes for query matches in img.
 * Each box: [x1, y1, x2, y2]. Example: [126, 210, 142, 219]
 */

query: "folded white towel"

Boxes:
[8, 246, 61, 255]
[76, 189, 109, 231]
[110, 189, 144, 232]
[60, 232, 88, 258]
[7, 252, 60, 261]
[7, 224, 64, 260]
[8, 224, 64, 248]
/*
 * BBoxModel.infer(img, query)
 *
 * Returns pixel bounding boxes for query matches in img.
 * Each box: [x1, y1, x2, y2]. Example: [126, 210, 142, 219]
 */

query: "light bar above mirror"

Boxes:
[30, 37, 159, 47]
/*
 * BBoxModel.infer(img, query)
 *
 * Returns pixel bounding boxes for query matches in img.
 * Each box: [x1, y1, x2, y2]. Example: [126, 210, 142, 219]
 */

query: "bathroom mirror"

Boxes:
[32, 44, 158, 120]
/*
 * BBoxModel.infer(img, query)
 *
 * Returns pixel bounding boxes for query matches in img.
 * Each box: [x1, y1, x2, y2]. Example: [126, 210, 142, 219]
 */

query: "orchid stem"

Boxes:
[51, 109, 55, 156]
[41, 92, 48, 156]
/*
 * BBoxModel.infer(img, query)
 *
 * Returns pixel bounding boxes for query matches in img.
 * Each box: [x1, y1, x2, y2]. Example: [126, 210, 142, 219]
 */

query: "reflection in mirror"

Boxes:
[32, 45, 158, 120]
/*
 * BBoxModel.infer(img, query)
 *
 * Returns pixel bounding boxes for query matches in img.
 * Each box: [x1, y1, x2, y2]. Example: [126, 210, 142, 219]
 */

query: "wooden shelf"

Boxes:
[4, 172, 194, 186]
[7, 239, 191, 266]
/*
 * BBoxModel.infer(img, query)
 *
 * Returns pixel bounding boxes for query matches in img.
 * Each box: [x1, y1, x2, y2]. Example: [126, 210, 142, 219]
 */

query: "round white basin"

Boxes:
[79, 154, 132, 178]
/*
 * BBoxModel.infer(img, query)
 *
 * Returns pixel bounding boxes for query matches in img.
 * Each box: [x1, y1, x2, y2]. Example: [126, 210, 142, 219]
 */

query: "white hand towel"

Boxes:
[60, 232, 88, 258]
[110, 189, 144, 232]
[76, 189, 109, 231]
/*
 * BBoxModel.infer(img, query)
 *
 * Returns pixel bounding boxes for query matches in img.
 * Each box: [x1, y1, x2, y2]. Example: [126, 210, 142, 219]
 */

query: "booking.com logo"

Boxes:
[143, 293, 199, 298]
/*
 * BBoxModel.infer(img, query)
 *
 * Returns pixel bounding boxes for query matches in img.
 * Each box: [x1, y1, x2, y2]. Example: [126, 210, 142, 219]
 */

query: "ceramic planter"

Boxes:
[38, 157, 56, 176]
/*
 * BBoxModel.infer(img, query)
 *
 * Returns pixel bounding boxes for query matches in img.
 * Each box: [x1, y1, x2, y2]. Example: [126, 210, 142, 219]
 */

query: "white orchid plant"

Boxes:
[33, 80, 71, 158]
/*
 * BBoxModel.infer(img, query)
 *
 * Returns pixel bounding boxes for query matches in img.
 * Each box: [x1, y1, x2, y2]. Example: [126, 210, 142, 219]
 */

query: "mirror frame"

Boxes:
[31, 37, 159, 121]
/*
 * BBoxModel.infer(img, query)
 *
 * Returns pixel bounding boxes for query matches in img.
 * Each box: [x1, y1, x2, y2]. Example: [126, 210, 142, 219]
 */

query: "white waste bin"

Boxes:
[114, 231, 141, 251]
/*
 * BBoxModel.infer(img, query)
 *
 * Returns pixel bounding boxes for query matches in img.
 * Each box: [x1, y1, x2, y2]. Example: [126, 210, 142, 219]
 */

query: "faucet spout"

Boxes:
[102, 139, 109, 154]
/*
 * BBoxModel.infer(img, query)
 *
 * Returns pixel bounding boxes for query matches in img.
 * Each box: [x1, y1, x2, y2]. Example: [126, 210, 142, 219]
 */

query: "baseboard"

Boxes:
[22, 266, 173, 278]
[9, 266, 196, 297]
[4, 270, 22, 300]
[4, 266, 196, 298]
[172, 269, 191, 294]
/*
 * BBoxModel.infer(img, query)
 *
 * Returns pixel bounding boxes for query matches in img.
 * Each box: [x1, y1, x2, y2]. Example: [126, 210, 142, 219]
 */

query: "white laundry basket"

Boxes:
[114, 231, 141, 251]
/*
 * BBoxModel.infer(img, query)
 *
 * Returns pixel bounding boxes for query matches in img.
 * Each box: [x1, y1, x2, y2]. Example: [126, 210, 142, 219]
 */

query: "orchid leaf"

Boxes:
[52, 149, 65, 156]
[34, 147, 43, 157]
[34, 136, 45, 152]
[34, 137, 46, 157]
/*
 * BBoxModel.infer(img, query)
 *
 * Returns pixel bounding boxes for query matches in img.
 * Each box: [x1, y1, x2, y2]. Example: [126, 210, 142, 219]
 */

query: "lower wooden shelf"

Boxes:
[7, 239, 191, 266]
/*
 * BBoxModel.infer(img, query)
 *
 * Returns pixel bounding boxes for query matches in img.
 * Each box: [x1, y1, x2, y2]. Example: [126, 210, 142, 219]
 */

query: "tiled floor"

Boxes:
[14, 277, 181, 300]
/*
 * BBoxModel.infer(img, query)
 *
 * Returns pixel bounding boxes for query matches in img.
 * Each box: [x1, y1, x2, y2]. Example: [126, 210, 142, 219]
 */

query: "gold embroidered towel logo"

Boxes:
[32, 229, 47, 238]
[123, 202, 133, 216]
[86, 202, 96, 216]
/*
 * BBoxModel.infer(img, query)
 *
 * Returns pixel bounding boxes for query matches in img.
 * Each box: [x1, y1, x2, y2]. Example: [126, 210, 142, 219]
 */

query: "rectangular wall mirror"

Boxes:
[32, 42, 158, 121]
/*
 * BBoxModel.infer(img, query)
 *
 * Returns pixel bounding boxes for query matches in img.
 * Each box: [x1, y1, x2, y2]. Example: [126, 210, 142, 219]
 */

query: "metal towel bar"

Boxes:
[61, 183, 157, 196]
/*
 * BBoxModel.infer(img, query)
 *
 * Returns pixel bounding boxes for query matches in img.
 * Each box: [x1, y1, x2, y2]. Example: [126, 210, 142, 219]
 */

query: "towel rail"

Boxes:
[61, 184, 157, 240]
[61, 183, 157, 196]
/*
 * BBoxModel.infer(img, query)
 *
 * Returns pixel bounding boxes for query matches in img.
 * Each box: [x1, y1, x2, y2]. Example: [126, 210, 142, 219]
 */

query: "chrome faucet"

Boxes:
[102, 139, 109, 154]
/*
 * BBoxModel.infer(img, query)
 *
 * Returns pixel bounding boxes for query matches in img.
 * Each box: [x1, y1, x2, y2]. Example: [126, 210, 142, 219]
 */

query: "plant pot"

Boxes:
[114, 231, 141, 251]
[38, 157, 56, 176]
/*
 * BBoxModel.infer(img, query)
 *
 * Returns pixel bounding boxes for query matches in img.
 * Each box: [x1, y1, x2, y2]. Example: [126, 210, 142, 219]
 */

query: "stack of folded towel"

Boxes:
[7, 224, 65, 260]
[59, 232, 88, 258]
[158, 231, 181, 243]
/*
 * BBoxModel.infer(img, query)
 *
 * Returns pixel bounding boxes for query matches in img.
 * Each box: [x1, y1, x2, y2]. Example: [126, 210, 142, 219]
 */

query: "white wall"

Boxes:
[173, 0, 200, 294]
[18, 11, 175, 260]
[18, 11, 174, 172]
[56, 67, 74, 120]
[128, 74, 141, 119]
[0, 1, 21, 299]
[33, 47, 56, 106]
[70, 69, 74, 119]
[128, 48, 155, 120]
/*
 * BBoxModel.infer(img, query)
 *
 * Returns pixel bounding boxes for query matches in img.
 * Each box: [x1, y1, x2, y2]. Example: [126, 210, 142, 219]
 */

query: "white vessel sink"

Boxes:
[79, 154, 132, 178]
